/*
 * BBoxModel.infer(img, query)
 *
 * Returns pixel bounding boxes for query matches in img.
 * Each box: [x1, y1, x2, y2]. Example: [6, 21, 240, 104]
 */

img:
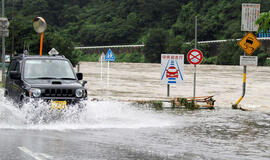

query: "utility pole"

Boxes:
[1, 0, 9, 85]
[1, 0, 6, 85]
[11, 0, 14, 57]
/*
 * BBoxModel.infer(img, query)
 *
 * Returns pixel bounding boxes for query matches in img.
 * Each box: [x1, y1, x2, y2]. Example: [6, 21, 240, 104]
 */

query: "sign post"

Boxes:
[104, 49, 115, 87]
[233, 3, 261, 109]
[99, 52, 105, 81]
[187, 49, 203, 99]
[161, 54, 184, 97]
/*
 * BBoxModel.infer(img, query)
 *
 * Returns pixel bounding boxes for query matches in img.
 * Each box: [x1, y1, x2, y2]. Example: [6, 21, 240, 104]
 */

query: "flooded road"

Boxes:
[0, 63, 270, 159]
[81, 62, 270, 111]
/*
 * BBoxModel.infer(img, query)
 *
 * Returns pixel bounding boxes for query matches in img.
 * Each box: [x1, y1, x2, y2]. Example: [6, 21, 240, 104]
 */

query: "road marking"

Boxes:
[18, 147, 53, 160]
[38, 153, 54, 160]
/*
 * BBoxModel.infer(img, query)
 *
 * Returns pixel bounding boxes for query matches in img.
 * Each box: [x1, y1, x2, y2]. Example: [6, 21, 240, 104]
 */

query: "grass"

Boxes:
[77, 52, 146, 63]
[150, 100, 163, 110]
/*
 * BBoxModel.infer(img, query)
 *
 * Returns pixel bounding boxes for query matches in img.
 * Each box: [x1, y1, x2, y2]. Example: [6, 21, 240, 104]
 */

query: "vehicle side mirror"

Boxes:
[76, 73, 83, 80]
[10, 71, 21, 80]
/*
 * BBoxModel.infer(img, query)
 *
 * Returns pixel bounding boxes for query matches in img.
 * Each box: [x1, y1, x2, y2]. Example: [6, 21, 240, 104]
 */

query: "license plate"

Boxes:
[51, 101, 67, 109]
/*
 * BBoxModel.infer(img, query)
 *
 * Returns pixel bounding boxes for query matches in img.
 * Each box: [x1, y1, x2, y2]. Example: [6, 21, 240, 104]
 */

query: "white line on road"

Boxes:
[18, 147, 53, 160]
[38, 153, 54, 160]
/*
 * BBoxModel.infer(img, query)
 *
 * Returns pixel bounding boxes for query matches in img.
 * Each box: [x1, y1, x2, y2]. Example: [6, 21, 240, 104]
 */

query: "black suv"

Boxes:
[4, 53, 87, 108]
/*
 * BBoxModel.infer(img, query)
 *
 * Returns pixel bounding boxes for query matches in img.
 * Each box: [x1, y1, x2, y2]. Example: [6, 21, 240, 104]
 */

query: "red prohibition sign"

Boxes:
[187, 49, 203, 65]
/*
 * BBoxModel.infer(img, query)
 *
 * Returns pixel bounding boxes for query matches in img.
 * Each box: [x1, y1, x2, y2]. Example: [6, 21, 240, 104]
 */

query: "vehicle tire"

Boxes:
[4, 90, 7, 97]
[18, 96, 24, 109]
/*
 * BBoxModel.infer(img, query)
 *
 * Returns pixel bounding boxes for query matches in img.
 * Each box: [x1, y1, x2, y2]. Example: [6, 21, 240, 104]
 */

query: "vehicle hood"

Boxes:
[24, 79, 83, 89]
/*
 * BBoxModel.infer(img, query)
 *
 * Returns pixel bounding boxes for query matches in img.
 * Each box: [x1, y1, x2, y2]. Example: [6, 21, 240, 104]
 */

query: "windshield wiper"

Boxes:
[35, 77, 56, 79]
[59, 78, 76, 80]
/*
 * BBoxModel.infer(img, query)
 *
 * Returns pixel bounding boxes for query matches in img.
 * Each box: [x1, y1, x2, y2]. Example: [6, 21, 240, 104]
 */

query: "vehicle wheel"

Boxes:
[18, 96, 24, 109]
[4, 90, 8, 97]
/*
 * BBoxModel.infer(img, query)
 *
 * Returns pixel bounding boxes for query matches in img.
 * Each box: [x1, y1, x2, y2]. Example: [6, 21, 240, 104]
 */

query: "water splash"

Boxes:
[0, 89, 177, 130]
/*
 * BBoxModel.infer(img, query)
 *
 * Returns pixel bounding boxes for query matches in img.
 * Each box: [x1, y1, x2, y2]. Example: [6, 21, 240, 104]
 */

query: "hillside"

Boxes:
[2, 0, 270, 64]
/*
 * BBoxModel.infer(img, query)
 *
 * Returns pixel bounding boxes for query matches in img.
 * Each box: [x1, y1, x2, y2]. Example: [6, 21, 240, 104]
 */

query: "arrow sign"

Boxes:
[105, 49, 115, 61]
[187, 49, 203, 65]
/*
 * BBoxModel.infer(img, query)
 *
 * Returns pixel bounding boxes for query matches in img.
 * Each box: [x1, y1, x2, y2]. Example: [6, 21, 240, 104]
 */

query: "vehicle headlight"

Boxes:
[75, 89, 83, 98]
[30, 88, 41, 98]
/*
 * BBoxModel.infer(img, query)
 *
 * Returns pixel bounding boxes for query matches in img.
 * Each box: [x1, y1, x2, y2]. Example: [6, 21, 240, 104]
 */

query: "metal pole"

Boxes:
[193, 16, 197, 99]
[11, 0, 14, 57]
[233, 53, 247, 109]
[77, 63, 80, 72]
[193, 65, 196, 99]
[1, 0, 6, 85]
[39, 32, 44, 56]
[167, 84, 170, 97]
[101, 53, 103, 81]
[195, 16, 197, 49]
[107, 61, 109, 87]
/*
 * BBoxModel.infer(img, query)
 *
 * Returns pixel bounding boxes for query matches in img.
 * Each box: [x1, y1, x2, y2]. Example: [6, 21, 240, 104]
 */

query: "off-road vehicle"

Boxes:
[4, 52, 87, 109]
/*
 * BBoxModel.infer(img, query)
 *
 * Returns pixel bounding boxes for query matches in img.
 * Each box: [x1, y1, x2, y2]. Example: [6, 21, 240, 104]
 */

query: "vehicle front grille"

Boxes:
[43, 88, 74, 97]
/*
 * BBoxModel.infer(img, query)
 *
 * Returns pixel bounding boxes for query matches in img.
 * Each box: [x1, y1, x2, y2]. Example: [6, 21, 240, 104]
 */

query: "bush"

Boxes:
[77, 52, 146, 63]
[115, 53, 146, 63]
[216, 41, 241, 65]
[151, 101, 163, 110]
[144, 28, 169, 63]
[264, 58, 270, 66]
[77, 53, 100, 62]
[203, 56, 217, 64]
[257, 53, 268, 66]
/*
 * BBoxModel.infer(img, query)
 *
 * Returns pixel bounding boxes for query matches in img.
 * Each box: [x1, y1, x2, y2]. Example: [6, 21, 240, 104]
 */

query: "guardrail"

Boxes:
[75, 44, 145, 49]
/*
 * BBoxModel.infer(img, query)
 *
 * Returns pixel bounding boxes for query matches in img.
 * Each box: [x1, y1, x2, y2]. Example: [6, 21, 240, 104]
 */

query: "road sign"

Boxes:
[187, 49, 203, 65]
[238, 32, 261, 56]
[240, 56, 258, 66]
[0, 18, 9, 37]
[105, 49, 115, 61]
[161, 54, 184, 84]
[241, 3, 260, 32]
[0, 18, 9, 28]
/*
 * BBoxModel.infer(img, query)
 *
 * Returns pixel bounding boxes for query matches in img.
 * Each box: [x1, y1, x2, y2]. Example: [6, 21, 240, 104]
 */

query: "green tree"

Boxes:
[144, 29, 168, 63]
[256, 11, 270, 33]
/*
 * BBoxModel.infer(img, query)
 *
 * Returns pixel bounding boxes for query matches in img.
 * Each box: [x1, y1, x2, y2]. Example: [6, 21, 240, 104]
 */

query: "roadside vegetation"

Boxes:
[2, 0, 270, 66]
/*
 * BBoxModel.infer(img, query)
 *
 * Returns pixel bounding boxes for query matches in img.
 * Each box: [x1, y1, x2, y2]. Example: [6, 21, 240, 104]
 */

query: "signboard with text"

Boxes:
[161, 54, 184, 84]
[241, 3, 260, 31]
[240, 56, 258, 66]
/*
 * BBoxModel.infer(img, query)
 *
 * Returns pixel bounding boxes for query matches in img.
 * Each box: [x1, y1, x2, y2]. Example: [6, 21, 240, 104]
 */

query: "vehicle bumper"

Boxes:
[24, 96, 87, 107]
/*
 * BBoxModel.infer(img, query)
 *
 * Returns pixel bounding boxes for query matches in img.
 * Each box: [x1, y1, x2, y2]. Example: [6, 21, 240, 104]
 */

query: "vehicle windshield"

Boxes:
[24, 59, 76, 79]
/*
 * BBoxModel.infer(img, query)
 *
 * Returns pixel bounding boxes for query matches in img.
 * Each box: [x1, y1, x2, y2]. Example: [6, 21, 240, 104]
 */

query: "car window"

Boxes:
[15, 62, 20, 72]
[24, 59, 76, 79]
[8, 60, 16, 73]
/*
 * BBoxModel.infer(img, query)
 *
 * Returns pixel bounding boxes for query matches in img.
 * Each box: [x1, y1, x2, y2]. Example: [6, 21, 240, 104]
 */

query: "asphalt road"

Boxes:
[0, 129, 172, 160]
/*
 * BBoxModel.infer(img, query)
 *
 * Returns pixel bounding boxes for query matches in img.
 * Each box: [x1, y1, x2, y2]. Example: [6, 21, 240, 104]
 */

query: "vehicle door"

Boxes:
[12, 61, 23, 102]
[5, 60, 16, 98]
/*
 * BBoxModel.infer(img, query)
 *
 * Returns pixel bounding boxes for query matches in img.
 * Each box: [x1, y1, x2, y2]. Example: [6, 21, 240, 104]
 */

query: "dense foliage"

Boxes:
[1, 0, 270, 65]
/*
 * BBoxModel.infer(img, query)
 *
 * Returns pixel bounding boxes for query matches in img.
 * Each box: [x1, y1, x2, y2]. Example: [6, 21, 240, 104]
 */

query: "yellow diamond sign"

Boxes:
[238, 32, 261, 56]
